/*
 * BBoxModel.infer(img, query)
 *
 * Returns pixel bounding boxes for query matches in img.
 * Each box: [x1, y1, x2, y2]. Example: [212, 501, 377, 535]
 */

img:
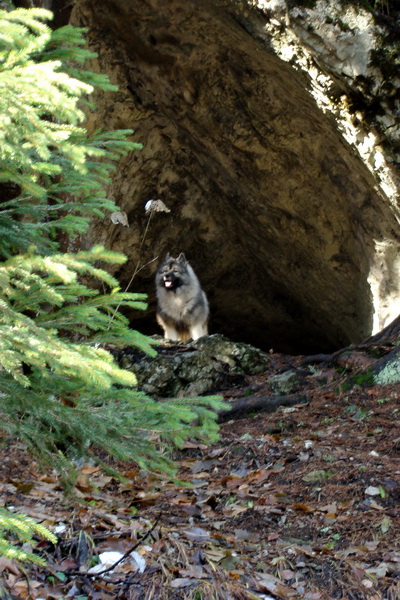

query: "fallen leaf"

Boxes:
[110, 211, 129, 226]
[14, 507, 57, 522]
[223, 504, 248, 517]
[368, 562, 389, 578]
[190, 459, 219, 473]
[0, 557, 20, 575]
[181, 442, 209, 450]
[280, 569, 295, 580]
[92, 510, 125, 529]
[379, 516, 392, 533]
[324, 512, 337, 525]
[254, 571, 297, 598]
[219, 474, 244, 489]
[369, 500, 385, 511]
[205, 549, 233, 563]
[170, 578, 195, 588]
[178, 567, 207, 579]
[129, 551, 146, 573]
[10, 481, 35, 494]
[247, 469, 272, 483]
[320, 503, 337, 514]
[182, 527, 211, 542]
[220, 554, 240, 570]
[292, 503, 314, 513]
[234, 528, 260, 542]
[79, 465, 102, 476]
[74, 473, 95, 493]
[365, 541, 380, 551]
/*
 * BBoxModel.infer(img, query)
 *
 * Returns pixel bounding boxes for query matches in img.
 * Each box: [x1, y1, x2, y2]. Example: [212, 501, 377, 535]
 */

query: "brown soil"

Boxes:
[0, 345, 399, 600]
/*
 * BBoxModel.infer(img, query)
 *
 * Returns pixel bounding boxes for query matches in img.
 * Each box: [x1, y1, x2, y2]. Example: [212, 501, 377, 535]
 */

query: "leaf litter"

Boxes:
[0, 344, 399, 600]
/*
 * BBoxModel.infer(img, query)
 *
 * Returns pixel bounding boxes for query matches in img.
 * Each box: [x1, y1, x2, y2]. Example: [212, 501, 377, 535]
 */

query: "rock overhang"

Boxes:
[71, 0, 400, 353]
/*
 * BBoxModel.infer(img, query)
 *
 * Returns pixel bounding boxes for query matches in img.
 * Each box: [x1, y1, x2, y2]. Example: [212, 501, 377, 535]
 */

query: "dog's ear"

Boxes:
[177, 253, 187, 264]
[164, 252, 171, 261]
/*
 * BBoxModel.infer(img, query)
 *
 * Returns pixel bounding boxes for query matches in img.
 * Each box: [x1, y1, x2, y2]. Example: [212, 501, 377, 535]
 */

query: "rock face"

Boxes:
[70, 0, 400, 353]
[257, 0, 400, 178]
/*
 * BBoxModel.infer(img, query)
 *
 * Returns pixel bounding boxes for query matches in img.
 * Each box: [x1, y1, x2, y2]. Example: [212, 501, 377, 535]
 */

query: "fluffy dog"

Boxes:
[155, 253, 209, 342]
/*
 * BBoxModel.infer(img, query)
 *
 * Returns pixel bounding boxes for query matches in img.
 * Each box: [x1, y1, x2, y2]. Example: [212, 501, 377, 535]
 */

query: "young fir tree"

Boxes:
[0, 7, 228, 486]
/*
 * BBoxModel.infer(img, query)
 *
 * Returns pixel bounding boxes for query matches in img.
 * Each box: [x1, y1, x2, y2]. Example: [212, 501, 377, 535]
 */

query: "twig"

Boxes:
[122, 255, 159, 297]
[106, 207, 158, 328]
[124, 208, 155, 293]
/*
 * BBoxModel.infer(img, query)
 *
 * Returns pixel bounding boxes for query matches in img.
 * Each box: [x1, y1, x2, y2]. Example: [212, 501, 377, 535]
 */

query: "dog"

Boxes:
[155, 253, 209, 342]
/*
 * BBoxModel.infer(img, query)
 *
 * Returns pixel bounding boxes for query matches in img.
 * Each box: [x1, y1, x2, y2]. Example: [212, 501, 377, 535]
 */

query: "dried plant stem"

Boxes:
[107, 209, 158, 327]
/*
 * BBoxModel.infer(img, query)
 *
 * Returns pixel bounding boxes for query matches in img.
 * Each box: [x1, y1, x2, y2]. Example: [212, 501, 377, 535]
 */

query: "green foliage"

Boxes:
[0, 4, 228, 569]
[351, 371, 375, 387]
[0, 8, 142, 256]
[0, 246, 154, 388]
[1, 390, 227, 481]
[0, 507, 57, 565]
[0, 7, 227, 488]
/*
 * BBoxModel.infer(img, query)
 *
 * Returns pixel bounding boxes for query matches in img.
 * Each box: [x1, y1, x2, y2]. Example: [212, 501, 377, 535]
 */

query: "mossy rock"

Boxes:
[119, 334, 270, 397]
[269, 370, 301, 394]
[374, 348, 400, 386]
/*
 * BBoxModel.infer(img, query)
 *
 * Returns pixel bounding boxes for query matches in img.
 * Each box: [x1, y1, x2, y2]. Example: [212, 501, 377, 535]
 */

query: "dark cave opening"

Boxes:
[127, 291, 354, 356]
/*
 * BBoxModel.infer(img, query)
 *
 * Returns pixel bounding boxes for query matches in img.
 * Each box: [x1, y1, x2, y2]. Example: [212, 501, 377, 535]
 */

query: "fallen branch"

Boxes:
[217, 394, 308, 422]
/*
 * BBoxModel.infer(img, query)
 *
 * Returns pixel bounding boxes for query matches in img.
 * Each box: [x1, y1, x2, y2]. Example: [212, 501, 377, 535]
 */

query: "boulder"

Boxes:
[269, 370, 301, 395]
[118, 334, 270, 397]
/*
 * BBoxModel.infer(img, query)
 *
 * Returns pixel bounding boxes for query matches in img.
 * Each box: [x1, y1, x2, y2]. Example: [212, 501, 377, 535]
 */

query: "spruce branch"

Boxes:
[0, 7, 226, 496]
[0, 507, 57, 566]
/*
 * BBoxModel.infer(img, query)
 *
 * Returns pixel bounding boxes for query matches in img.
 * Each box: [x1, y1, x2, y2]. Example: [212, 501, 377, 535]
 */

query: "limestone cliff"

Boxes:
[65, 0, 400, 353]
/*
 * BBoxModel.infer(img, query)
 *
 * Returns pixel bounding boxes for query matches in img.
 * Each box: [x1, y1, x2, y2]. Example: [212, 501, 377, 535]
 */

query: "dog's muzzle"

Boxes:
[163, 274, 176, 289]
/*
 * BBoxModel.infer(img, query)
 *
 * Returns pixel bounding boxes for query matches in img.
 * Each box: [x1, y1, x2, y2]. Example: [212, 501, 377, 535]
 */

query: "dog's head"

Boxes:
[157, 253, 187, 291]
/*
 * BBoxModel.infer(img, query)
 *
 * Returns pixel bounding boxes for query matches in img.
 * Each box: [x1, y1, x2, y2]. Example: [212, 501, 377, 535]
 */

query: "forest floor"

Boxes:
[0, 340, 399, 600]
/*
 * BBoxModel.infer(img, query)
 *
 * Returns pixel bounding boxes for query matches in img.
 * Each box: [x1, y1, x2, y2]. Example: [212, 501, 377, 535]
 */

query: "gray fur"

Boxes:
[155, 253, 209, 342]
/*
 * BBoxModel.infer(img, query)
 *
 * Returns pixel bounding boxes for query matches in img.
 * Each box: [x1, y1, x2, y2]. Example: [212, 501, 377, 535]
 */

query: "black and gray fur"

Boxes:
[155, 253, 209, 342]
